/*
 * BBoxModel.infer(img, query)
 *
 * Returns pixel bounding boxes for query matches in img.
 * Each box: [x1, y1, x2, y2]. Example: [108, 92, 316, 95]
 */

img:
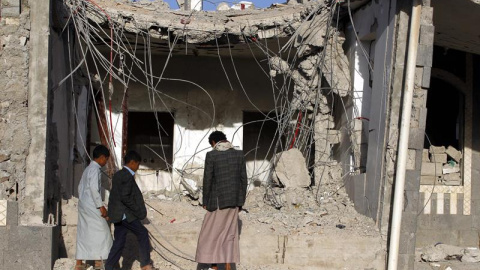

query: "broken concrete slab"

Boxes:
[445, 145, 462, 162]
[272, 148, 311, 188]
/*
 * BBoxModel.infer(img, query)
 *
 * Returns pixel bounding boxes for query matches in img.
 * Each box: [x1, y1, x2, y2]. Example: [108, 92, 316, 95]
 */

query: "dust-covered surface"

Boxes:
[56, 183, 383, 270]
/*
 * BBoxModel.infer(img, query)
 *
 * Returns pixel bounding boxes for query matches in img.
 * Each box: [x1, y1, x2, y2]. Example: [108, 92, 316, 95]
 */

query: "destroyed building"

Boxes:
[1, 0, 480, 269]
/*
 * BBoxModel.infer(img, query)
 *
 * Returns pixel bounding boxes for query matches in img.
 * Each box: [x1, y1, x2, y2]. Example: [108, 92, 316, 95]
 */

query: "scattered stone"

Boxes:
[0, 152, 10, 162]
[271, 148, 311, 188]
[446, 145, 462, 162]
[462, 248, 480, 263]
[0, 171, 10, 183]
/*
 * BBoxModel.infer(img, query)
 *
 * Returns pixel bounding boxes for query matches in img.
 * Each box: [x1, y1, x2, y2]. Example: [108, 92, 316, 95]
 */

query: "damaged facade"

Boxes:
[1, 0, 480, 269]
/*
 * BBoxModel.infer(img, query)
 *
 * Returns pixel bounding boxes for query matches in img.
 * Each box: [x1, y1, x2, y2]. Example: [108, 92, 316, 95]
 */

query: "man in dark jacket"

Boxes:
[195, 131, 248, 270]
[105, 151, 157, 270]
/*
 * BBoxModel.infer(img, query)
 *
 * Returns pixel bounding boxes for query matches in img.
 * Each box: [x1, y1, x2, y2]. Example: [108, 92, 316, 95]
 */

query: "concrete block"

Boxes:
[422, 149, 430, 162]
[444, 173, 461, 181]
[429, 146, 446, 154]
[421, 162, 443, 176]
[430, 153, 447, 164]
[416, 44, 434, 67]
[420, 175, 439, 185]
[445, 145, 462, 162]
[1, 7, 20, 17]
[422, 67, 431, 88]
[443, 163, 460, 174]
[419, 25, 435, 46]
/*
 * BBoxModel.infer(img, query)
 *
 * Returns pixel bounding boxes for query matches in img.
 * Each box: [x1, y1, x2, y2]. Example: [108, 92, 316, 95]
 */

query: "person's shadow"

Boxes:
[196, 219, 242, 270]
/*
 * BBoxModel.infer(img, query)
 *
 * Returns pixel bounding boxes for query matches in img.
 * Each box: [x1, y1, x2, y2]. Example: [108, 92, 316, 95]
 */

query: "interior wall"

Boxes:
[92, 53, 283, 192]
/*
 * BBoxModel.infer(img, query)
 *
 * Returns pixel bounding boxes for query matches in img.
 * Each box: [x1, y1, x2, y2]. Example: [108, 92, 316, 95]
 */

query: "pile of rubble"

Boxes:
[421, 145, 463, 186]
[415, 244, 480, 270]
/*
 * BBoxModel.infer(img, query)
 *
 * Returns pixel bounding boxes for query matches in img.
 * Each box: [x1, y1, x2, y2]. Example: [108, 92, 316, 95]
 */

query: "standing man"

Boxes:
[195, 131, 248, 270]
[105, 151, 157, 270]
[76, 145, 112, 270]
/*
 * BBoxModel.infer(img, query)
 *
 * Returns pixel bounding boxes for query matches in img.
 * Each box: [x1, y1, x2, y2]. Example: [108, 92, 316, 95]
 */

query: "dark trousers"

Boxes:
[105, 219, 151, 270]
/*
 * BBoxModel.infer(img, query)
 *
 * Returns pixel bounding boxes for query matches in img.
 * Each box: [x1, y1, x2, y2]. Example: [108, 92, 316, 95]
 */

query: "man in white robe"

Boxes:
[76, 145, 113, 270]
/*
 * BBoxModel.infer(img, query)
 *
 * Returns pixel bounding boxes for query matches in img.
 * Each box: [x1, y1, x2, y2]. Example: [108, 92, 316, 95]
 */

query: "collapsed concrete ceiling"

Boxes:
[432, 0, 480, 55]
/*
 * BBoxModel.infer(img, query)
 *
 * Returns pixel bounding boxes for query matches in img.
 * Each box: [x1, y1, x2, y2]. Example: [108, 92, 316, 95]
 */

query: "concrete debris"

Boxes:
[445, 145, 462, 162]
[442, 163, 460, 174]
[429, 145, 446, 154]
[420, 244, 480, 264]
[421, 146, 463, 186]
[420, 244, 463, 262]
[73, 0, 321, 44]
[461, 248, 480, 263]
[420, 175, 441, 185]
[271, 148, 311, 188]
[421, 162, 442, 176]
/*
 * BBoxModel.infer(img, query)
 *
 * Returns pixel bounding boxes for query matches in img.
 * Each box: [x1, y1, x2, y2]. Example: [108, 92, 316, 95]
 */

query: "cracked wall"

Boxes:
[0, 1, 31, 204]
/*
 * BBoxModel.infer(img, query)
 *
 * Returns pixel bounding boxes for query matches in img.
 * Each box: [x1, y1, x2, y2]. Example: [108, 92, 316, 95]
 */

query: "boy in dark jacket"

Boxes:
[105, 151, 157, 270]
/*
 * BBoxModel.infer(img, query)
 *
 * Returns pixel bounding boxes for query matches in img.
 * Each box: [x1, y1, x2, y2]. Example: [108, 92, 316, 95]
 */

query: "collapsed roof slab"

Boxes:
[71, 0, 326, 45]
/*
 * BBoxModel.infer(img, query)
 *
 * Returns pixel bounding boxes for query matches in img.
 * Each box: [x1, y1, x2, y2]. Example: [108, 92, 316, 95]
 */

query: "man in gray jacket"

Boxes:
[195, 131, 248, 270]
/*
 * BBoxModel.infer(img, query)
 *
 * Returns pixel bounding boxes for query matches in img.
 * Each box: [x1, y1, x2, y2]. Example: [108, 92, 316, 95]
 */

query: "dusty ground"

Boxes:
[55, 184, 383, 270]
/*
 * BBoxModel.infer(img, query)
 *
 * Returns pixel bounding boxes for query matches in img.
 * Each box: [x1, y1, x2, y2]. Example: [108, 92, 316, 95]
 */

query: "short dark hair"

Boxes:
[208, 131, 227, 145]
[124, 150, 142, 164]
[92, 145, 110, 159]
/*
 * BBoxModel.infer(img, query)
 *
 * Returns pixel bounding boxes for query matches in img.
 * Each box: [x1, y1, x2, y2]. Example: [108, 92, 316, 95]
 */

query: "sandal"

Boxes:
[93, 260, 105, 270]
[74, 264, 86, 270]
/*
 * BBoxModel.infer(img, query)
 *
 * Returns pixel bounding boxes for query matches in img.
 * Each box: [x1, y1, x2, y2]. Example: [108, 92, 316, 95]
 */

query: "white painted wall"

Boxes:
[92, 54, 281, 192]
